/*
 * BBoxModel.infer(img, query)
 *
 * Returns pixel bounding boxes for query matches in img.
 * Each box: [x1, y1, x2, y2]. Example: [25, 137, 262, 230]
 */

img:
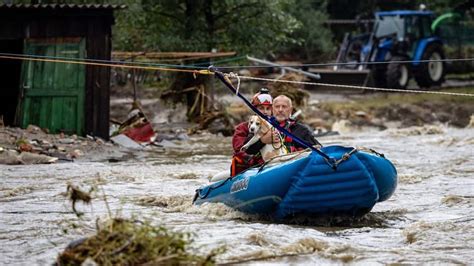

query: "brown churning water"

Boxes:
[0, 126, 473, 264]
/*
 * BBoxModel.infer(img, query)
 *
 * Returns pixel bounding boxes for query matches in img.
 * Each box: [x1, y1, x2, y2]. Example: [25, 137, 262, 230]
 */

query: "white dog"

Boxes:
[241, 115, 287, 161]
[209, 115, 288, 183]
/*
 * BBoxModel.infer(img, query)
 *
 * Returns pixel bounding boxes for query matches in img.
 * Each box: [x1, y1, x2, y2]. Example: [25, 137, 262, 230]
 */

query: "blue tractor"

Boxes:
[336, 10, 446, 89]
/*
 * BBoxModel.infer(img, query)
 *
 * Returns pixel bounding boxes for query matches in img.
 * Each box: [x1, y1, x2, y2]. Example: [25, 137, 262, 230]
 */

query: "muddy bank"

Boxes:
[307, 101, 474, 132]
[110, 88, 474, 138]
[3, 87, 471, 164]
[0, 126, 124, 164]
[303, 90, 474, 133]
[376, 102, 473, 127]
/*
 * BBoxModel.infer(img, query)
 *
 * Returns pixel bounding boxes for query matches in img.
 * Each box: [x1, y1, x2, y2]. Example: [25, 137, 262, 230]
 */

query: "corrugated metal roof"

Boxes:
[0, 3, 126, 10]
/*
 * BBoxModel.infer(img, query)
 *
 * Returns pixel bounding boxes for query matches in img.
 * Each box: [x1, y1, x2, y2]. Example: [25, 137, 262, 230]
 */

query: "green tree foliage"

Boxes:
[13, 0, 123, 4]
[279, 0, 335, 61]
[114, 0, 300, 57]
[326, 0, 473, 19]
[12, 0, 469, 61]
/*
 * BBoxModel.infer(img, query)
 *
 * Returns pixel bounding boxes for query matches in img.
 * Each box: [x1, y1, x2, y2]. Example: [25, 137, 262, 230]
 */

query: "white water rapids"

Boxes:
[0, 125, 473, 264]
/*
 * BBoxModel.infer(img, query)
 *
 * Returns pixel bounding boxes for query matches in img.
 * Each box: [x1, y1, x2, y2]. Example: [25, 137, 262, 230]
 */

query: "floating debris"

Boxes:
[110, 100, 157, 148]
[58, 184, 222, 265]
[56, 218, 220, 265]
[66, 183, 93, 217]
[269, 73, 309, 108]
[110, 134, 144, 149]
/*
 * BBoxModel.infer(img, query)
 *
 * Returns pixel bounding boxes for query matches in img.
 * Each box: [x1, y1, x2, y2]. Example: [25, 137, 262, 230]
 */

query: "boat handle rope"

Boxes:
[210, 66, 336, 167]
[257, 154, 282, 173]
[368, 148, 385, 158]
[355, 146, 386, 158]
[332, 147, 387, 168]
[333, 148, 358, 168]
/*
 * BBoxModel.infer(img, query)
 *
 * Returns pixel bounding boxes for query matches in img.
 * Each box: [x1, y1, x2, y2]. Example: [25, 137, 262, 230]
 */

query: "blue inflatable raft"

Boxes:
[193, 145, 397, 219]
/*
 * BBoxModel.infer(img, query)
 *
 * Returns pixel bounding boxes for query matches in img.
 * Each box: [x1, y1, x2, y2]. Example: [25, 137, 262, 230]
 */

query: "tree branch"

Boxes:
[214, 9, 268, 32]
[215, 2, 263, 21]
[154, 11, 183, 23]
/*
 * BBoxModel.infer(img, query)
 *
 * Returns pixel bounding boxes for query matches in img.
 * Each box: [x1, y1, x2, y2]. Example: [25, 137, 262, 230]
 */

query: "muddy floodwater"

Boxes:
[1, 125, 473, 264]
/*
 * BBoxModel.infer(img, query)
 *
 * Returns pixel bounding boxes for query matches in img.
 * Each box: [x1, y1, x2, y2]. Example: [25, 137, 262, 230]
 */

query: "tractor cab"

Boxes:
[337, 10, 445, 89]
[371, 11, 437, 62]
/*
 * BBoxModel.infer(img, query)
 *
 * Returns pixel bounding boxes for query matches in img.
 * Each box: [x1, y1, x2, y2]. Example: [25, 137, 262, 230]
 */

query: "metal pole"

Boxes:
[246, 56, 321, 80]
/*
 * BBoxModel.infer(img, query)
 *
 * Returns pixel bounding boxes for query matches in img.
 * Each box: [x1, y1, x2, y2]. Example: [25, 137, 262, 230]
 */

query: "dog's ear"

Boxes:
[258, 117, 270, 129]
[247, 115, 254, 129]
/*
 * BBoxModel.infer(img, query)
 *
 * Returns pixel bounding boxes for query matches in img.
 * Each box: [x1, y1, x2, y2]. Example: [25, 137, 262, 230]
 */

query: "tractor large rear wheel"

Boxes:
[414, 44, 445, 88]
[386, 56, 410, 90]
[372, 66, 387, 88]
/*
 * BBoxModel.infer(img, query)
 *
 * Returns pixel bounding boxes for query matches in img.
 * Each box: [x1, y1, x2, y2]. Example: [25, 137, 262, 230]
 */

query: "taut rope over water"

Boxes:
[210, 66, 335, 165]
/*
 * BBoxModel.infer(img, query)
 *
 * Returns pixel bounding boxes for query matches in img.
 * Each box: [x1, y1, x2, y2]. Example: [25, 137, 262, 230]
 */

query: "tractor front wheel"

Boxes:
[414, 44, 445, 88]
[386, 56, 410, 90]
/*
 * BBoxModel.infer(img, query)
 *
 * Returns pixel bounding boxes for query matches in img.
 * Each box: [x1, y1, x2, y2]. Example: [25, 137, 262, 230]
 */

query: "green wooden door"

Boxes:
[19, 38, 85, 135]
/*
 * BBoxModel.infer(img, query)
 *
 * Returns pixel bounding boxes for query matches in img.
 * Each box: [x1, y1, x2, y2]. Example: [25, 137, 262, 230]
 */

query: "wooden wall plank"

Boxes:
[0, 8, 115, 138]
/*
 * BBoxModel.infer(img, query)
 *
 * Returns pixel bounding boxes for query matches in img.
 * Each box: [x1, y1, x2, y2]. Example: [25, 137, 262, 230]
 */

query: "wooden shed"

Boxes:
[0, 3, 124, 139]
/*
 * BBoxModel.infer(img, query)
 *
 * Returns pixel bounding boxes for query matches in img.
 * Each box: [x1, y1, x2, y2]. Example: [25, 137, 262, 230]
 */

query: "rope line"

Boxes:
[0, 52, 208, 70]
[227, 72, 241, 95]
[212, 69, 333, 161]
[0, 52, 243, 69]
[215, 57, 474, 69]
[233, 75, 474, 97]
[0, 54, 212, 75]
[0, 52, 473, 97]
[4, 52, 474, 70]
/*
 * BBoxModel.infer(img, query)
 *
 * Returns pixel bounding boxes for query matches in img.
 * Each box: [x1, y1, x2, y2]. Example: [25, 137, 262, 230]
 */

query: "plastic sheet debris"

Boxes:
[110, 134, 144, 149]
[110, 101, 157, 148]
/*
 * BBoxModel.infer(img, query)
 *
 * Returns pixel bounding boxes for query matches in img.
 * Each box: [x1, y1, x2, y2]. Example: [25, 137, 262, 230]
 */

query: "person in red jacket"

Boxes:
[238, 94, 322, 156]
[231, 88, 280, 176]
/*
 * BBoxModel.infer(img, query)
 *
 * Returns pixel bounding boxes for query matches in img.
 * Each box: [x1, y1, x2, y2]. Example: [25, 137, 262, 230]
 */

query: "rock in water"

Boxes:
[331, 120, 352, 135]
[0, 149, 22, 165]
[467, 114, 474, 128]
